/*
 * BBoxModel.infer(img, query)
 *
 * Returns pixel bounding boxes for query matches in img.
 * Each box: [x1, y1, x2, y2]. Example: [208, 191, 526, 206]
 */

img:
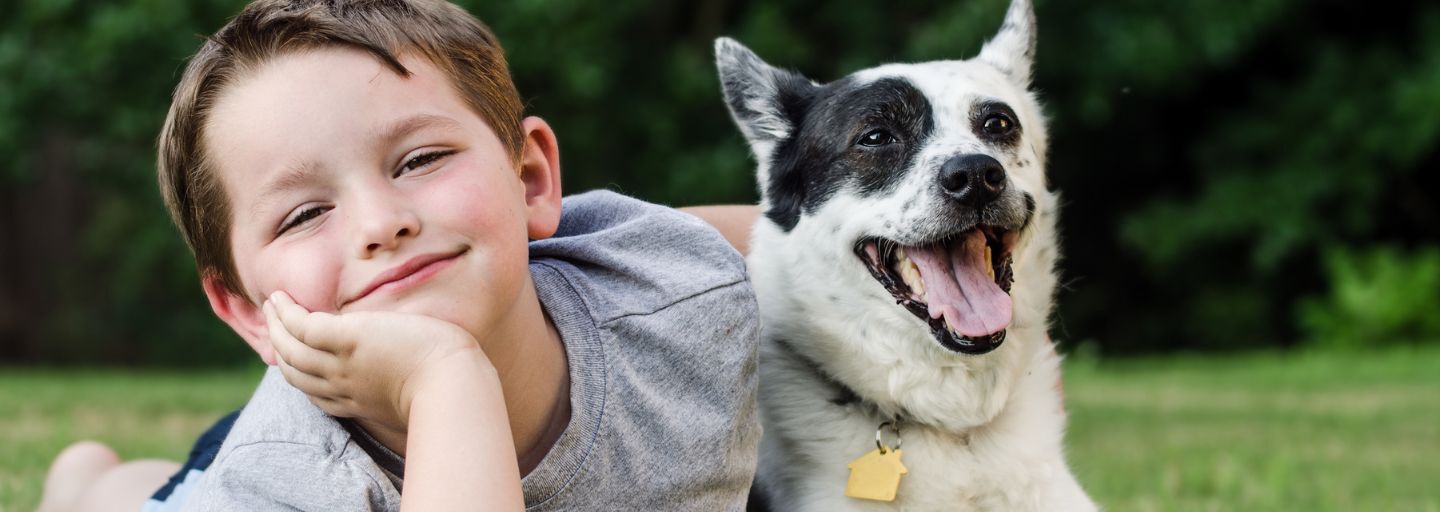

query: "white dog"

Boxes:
[715, 0, 1095, 509]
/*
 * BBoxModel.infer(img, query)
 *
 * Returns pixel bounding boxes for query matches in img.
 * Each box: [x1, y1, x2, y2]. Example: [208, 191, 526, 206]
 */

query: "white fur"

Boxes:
[729, 1, 1097, 509]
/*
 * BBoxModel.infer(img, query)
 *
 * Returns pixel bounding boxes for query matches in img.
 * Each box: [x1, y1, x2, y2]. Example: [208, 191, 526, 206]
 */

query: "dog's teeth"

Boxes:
[906, 262, 925, 297]
[893, 250, 925, 298]
[984, 245, 995, 280]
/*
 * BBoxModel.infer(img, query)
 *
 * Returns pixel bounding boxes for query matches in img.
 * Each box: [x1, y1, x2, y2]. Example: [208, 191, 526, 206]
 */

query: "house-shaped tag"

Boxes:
[844, 448, 908, 502]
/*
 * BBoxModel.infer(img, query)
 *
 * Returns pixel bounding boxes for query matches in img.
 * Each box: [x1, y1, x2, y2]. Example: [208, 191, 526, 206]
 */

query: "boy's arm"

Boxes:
[266, 293, 524, 511]
[679, 205, 759, 257]
[401, 349, 523, 511]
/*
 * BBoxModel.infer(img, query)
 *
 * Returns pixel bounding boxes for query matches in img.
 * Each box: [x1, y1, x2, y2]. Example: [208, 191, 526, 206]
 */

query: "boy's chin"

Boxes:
[349, 295, 485, 329]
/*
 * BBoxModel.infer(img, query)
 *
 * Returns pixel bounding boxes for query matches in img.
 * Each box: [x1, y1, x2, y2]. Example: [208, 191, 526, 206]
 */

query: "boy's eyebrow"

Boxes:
[252, 160, 322, 219]
[374, 113, 464, 148]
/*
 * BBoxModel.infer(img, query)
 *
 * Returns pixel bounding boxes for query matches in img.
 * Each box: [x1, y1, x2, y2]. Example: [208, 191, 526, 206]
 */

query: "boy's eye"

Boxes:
[396, 149, 456, 177]
[278, 206, 328, 235]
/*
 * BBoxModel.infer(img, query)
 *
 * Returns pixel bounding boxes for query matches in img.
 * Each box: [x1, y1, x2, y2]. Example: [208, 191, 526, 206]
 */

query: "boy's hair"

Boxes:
[158, 0, 524, 299]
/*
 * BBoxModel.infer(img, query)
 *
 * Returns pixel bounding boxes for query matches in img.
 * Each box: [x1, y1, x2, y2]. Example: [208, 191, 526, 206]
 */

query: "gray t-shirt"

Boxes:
[182, 191, 761, 511]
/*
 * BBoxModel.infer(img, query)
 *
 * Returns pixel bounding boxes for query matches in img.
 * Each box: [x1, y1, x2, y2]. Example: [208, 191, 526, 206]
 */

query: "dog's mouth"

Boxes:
[855, 226, 1018, 355]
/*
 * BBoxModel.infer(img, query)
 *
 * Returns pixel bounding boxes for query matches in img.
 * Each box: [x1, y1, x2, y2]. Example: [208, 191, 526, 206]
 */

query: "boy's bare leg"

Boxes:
[38, 441, 178, 512]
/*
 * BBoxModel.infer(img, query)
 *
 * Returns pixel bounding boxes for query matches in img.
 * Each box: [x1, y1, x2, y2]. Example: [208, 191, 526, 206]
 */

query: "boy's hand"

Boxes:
[263, 291, 493, 434]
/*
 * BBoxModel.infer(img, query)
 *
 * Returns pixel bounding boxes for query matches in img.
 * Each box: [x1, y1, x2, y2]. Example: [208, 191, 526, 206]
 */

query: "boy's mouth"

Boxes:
[855, 226, 1017, 355]
[343, 248, 468, 306]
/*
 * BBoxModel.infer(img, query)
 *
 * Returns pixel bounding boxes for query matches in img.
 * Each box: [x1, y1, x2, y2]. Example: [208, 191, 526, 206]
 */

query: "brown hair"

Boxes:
[157, 0, 524, 299]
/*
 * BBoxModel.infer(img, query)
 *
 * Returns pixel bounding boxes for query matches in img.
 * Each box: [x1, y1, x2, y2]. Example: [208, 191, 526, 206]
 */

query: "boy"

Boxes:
[38, 0, 762, 510]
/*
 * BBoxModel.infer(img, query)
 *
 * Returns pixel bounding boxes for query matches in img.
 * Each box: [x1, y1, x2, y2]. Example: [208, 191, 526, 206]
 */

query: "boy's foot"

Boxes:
[37, 441, 179, 512]
[38, 441, 119, 512]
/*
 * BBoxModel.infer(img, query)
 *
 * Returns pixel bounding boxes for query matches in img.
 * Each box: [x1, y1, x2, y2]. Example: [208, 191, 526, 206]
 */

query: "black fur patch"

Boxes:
[746, 483, 772, 512]
[970, 100, 1022, 149]
[763, 77, 935, 231]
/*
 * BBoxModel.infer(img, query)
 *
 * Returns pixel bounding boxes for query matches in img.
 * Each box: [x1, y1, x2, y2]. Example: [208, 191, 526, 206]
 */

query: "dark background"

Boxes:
[2, 0, 1436, 366]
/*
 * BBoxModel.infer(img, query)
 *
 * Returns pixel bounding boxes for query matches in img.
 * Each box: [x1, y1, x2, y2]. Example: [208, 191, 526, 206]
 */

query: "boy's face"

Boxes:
[201, 48, 560, 361]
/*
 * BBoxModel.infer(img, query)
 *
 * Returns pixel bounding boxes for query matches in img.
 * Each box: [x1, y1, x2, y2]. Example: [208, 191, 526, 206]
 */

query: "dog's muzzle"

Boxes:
[856, 226, 1016, 355]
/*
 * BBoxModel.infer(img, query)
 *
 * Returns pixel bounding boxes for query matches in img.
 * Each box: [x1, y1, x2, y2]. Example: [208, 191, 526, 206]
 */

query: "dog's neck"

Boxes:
[771, 333, 1040, 436]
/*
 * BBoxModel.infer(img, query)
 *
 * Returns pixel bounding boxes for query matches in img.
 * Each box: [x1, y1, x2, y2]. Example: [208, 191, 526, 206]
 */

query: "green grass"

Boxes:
[0, 367, 263, 511]
[3, 348, 1438, 511]
[1065, 347, 1440, 511]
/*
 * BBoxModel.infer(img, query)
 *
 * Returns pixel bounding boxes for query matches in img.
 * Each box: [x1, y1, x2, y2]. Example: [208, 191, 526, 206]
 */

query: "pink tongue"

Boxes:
[905, 230, 1012, 337]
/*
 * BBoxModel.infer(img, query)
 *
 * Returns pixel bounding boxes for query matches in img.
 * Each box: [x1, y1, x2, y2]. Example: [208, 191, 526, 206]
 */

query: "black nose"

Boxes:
[938, 154, 1007, 207]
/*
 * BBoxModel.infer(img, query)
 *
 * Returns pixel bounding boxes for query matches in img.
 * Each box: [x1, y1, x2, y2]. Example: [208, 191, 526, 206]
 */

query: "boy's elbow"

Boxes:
[679, 205, 760, 257]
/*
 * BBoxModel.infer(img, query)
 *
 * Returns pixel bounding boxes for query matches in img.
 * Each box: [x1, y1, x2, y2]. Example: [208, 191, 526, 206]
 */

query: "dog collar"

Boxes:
[772, 337, 910, 416]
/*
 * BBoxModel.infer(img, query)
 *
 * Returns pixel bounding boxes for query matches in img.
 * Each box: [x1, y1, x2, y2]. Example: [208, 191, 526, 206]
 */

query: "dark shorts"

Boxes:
[142, 409, 241, 511]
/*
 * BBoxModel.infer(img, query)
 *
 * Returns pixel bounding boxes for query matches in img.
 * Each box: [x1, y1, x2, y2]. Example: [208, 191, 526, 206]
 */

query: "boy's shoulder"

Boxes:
[181, 368, 400, 511]
[522, 191, 761, 510]
[530, 190, 750, 324]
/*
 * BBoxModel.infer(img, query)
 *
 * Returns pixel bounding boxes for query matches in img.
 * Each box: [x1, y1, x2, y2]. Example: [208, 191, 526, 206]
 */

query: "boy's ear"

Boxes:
[202, 273, 276, 365]
[518, 116, 563, 240]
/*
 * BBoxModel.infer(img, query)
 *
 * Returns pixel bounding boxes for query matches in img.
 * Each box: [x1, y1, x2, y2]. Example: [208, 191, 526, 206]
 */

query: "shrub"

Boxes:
[1298, 245, 1440, 348]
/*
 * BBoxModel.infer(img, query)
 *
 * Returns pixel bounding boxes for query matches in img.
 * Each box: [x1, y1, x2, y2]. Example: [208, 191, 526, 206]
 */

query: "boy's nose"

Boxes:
[354, 202, 421, 257]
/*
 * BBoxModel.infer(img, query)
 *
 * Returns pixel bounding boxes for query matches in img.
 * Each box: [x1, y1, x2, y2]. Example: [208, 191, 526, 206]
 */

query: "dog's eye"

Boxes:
[982, 113, 1015, 135]
[857, 129, 896, 147]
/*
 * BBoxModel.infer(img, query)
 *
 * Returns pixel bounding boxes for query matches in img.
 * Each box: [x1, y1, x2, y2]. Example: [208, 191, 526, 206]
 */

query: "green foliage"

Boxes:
[1044, 0, 1440, 352]
[2, 0, 1437, 364]
[1, 0, 261, 365]
[1297, 246, 1440, 348]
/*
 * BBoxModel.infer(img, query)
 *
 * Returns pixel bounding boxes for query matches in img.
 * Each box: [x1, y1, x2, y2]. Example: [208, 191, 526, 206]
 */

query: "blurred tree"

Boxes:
[1297, 245, 1440, 348]
[1, 0, 254, 365]
[1, 0, 1435, 365]
[1045, 0, 1440, 351]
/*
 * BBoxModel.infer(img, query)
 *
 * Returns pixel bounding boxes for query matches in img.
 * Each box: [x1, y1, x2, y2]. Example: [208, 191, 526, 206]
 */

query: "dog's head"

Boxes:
[718, 0, 1049, 357]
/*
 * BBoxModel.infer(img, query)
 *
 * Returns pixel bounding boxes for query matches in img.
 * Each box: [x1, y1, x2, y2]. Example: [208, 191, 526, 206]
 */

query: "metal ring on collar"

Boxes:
[875, 421, 902, 454]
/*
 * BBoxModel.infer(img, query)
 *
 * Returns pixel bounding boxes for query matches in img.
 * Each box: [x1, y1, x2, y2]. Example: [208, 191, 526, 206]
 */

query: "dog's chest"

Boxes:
[765, 423, 1058, 511]
[883, 431, 1046, 510]
[753, 328, 1078, 511]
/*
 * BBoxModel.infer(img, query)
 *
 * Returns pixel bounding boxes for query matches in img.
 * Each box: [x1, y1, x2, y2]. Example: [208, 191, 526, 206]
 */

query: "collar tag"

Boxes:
[845, 421, 907, 502]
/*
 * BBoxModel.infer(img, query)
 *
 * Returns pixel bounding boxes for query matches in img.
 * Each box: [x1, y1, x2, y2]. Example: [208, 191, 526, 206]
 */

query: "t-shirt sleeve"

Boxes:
[522, 190, 761, 509]
[180, 442, 398, 511]
[531, 190, 749, 319]
[604, 278, 762, 509]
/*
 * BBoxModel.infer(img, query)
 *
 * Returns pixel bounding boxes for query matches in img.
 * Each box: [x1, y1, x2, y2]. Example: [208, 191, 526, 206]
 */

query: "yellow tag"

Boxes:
[844, 448, 908, 502]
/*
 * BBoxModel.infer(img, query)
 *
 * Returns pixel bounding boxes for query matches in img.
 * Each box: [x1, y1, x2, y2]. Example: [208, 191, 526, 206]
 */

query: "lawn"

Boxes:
[0, 367, 262, 511]
[1064, 346, 1440, 511]
[3, 348, 1437, 511]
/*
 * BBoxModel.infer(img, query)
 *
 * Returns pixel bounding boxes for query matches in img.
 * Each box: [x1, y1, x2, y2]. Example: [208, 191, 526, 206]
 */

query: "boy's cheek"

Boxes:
[249, 264, 344, 315]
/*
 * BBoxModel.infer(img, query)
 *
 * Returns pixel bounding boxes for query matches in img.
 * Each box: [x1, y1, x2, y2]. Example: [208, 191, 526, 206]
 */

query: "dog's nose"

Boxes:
[939, 154, 1007, 207]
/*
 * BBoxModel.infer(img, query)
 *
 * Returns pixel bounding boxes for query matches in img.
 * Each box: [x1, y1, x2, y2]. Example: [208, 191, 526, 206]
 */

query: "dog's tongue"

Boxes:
[906, 230, 1012, 337]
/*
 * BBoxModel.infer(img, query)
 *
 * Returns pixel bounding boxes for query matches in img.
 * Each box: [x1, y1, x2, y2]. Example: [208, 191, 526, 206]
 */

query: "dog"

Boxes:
[715, 0, 1095, 509]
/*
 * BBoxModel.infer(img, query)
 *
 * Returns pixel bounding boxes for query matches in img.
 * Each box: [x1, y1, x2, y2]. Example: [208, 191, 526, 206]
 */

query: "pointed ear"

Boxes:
[202, 273, 275, 365]
[516, 116, 563, 240]
[977, 0, 1037, 86]
[714, 37, 814, 149]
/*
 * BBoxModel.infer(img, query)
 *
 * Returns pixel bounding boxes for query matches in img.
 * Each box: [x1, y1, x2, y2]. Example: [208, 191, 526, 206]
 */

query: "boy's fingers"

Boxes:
[276, 352, 338, 399]
[269, 291, 312, 340]
[306, 395, 352, 419]
[265, 301, 335, 377]
[270, 291, 347, 353]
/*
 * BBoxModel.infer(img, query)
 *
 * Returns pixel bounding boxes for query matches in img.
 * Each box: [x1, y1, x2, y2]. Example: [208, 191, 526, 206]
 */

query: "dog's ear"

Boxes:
[714, 37, 813, 151]
[716, 37, 816, 230]
[977, 0, 1037, 86]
